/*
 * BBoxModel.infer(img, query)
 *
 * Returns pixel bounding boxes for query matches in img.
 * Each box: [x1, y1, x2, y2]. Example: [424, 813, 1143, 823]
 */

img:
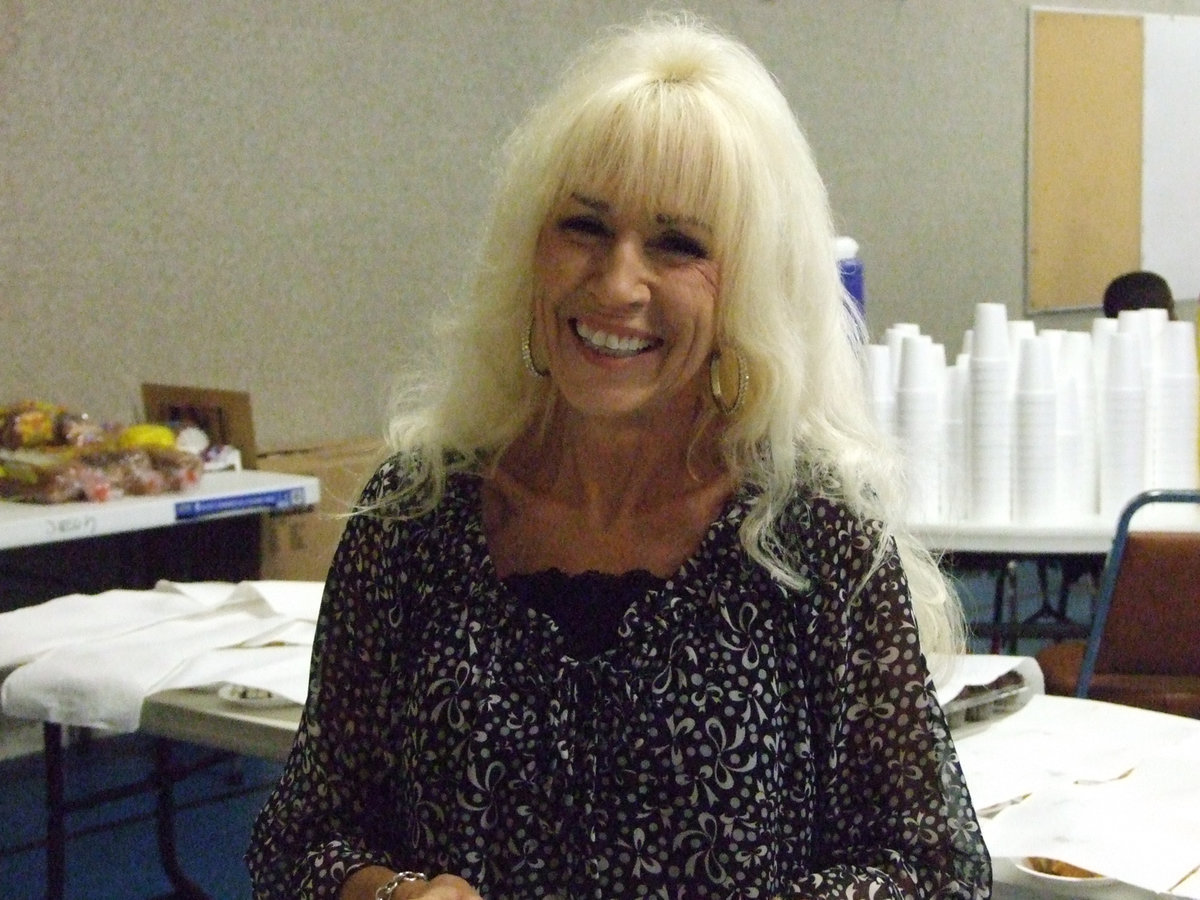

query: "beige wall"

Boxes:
[4, 0, 1199, 451]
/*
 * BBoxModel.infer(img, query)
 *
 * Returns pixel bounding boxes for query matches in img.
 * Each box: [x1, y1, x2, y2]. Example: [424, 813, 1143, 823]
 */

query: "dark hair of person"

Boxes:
[1103, 270, 1175, 320]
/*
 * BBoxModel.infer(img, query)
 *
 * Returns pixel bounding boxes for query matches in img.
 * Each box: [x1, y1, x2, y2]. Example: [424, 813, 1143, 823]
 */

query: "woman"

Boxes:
[248, 14, 990, 900]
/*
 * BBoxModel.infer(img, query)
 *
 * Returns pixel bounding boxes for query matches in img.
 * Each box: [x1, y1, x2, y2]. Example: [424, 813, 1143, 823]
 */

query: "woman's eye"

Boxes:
[653, 231, 710, 260]
[559, 215, 609, 238]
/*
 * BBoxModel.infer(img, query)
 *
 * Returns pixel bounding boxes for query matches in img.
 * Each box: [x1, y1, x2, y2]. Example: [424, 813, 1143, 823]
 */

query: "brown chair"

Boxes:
[1036, 489, 1200, 718]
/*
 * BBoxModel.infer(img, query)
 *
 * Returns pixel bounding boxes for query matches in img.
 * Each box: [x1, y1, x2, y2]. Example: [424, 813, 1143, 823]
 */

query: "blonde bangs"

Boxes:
[548, 82, 750, 267]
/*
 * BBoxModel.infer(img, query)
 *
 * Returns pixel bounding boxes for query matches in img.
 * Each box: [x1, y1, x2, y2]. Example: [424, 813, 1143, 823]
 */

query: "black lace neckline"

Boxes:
[504, 568, 666, 660]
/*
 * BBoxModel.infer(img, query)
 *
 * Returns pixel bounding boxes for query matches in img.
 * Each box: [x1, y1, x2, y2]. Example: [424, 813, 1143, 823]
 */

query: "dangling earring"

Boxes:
[522, 316, 549, 378]
[709, 347, 748, 416]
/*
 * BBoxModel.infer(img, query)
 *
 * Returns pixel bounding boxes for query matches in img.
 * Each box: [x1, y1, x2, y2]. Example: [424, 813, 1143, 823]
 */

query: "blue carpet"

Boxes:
[0, 731, 282, 899]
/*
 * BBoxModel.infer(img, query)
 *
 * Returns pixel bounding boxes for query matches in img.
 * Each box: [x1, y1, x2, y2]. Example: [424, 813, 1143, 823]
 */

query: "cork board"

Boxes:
[1027, 10, 1143, 312]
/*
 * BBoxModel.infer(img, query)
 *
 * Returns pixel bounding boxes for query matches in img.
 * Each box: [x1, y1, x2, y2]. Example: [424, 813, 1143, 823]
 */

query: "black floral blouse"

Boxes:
[247, 456, 990, 899]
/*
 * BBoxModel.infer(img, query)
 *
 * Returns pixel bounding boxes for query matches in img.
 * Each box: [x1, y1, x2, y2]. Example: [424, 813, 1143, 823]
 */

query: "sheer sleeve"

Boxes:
[782, 499, 991, 899]
[246, 459, 419, 899]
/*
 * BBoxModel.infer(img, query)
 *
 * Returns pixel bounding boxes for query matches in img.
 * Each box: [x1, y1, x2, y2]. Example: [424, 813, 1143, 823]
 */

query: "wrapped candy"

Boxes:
[0, 402, 205, 503]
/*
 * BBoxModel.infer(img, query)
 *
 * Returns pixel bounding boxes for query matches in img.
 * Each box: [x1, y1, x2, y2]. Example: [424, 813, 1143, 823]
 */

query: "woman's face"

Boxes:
[531, 190, 721, 427]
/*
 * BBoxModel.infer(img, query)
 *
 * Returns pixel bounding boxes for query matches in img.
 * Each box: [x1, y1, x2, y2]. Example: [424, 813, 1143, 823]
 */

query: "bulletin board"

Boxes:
[1027, 9, 1142, 312]
[1027, 9, 1200, 313]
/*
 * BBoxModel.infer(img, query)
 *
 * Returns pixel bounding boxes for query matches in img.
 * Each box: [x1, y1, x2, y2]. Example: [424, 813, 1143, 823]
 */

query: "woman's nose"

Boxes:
[595, 237, 651, 305]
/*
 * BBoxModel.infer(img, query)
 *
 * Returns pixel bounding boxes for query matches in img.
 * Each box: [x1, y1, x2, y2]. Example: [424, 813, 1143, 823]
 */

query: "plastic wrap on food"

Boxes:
[0, 450, 109, 503]
[1, 436, 206, 503]
[144, 446, 205, 491]
[0, 402, 208, 503]
[0, 401, 107, 450]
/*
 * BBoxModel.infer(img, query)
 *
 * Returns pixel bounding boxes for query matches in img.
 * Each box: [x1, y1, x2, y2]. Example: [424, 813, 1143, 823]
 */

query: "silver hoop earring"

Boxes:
[522, 317, 549, 378]
[709, 348, 748, 416]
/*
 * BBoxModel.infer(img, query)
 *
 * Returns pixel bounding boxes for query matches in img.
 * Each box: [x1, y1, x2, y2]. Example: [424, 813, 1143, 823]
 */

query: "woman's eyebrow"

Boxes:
[569, 193, 609, 213]
[655, 211, 711, 233]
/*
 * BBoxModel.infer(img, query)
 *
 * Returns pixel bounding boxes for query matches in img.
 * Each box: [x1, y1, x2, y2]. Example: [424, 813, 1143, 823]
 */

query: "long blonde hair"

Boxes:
[385, 13, 963, 656]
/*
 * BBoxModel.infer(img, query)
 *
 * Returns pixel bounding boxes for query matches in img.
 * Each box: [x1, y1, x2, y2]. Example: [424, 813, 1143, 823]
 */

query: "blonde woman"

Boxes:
[249, 14, 988, 900]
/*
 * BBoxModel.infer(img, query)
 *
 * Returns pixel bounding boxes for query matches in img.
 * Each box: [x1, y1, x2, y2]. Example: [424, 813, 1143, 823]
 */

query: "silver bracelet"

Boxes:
[374, 870, 427, 900]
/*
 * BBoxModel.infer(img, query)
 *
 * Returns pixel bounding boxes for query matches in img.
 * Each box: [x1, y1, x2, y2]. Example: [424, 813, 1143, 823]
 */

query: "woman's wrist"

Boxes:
[375, 870, 428, 899]
[340, 865, 426, 900]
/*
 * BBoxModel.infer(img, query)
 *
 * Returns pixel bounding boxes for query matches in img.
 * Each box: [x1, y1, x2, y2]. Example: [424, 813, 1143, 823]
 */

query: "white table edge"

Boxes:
[0, 470, 321, 550]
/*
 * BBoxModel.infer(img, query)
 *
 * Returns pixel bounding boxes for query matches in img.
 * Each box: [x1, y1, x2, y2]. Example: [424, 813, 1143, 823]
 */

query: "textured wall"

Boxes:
[3, 0, 1198, 450]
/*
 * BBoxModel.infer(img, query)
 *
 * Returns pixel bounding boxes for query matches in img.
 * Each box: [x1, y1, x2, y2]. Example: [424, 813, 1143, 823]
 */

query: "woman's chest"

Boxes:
[386, 558, 825, 891]
[398, 583, 813, 787]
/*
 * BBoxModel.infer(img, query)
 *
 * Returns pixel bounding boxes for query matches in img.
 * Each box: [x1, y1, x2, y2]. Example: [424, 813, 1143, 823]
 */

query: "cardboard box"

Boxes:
[142, 383, 258, 468]
[257, 438, 387, 582]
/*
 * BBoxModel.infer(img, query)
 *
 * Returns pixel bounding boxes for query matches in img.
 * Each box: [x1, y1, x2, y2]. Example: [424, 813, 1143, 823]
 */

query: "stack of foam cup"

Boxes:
[886, 323, 921, 391]
[1013, 335, 1058, 523]
[866, 343, 897, 441]
[1119, 309, 1164, 484]
[967, 303, 1012, 523]
[866, 303, 1199, 526]
[896, 334, 943, 523]
[941, 362, 969, 522]
[1058, 331, 1096, 517]
[1150, 319, 1200, 488]
[1098, 330, 1146, 517]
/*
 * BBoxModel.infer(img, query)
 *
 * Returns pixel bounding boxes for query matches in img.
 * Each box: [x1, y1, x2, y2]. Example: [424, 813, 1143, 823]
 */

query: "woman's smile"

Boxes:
[571, 318, 663, 359]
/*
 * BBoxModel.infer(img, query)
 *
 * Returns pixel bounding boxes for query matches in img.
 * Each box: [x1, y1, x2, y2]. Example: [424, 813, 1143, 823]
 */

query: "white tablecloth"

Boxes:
[1, 580, 320, 732]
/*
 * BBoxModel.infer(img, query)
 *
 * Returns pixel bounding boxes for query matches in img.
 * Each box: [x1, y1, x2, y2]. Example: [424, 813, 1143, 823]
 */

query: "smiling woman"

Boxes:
[246, 13, 989, 900]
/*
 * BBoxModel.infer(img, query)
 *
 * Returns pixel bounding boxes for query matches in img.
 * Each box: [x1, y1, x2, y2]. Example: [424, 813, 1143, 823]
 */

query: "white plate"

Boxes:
[1012, 858, 1119, 897]
[217, 682, 296, 709]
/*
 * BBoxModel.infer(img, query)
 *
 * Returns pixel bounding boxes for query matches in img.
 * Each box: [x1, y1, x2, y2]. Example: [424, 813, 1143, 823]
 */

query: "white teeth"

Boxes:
[575, 321, 655, 355]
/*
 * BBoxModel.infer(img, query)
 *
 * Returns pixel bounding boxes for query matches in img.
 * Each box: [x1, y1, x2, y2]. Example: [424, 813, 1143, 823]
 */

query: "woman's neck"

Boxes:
[508, 408, 726, 522]
[483, 409, 735, 578]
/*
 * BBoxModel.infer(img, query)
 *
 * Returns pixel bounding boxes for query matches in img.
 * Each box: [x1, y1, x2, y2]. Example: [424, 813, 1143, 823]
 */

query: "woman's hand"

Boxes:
[340, 866, 483, 900]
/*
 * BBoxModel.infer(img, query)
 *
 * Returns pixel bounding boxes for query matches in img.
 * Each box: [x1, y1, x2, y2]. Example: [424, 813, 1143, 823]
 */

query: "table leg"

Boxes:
[1003, 561, 1021, 653]
[988, 562, 1019, 653]
[152, 738, 211, 900]
[42, 723, 66, 900]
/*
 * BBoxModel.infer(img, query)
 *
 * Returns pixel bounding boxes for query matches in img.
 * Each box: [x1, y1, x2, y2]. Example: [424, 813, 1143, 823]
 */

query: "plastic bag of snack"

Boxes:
[0, 402, 207, 502]
[0, 401, 107, 450]
[145, 445, 205, 491]
[0, 450, 117, 503]
[0, 441, 206, 503]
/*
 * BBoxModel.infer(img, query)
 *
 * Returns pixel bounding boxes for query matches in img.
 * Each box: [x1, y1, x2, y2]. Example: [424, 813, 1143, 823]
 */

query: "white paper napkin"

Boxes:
[983, 736, 1200, 893]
